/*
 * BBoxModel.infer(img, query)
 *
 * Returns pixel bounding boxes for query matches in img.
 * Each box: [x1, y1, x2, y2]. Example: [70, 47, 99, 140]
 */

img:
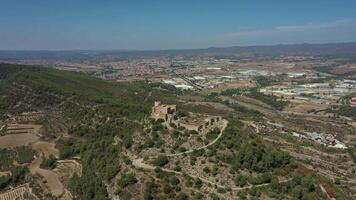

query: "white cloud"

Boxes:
[225, 19, 356, 37]
[275, 19, 355, 32]
[205, 19, 356, 47]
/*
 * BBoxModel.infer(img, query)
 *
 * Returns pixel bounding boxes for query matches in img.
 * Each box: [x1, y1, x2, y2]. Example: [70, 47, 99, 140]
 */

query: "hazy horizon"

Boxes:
[1, 1, 356, 50]
[1, 41, 356, 52]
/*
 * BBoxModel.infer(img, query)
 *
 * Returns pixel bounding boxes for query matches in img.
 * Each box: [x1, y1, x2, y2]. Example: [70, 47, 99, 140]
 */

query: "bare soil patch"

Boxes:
[29, 156, 64, 197]
[189, 101, 234, 112]
[0, 133, 39, 149]
[331, 64, 356, 74]
[31, 141, 59, 158]
[207, 80, 256, 93]
[0, 171, 11, 177]
[6, 124, 41, 134]
[284, 101, 327, 113]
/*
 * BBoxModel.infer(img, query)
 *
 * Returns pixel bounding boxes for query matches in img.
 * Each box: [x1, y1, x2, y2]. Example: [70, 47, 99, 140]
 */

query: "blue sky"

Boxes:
[1, 0, 356, 50]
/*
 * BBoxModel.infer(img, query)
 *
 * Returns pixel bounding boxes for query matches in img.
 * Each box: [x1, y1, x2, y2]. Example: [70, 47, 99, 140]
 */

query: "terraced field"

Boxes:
[0, 184, 39, 200]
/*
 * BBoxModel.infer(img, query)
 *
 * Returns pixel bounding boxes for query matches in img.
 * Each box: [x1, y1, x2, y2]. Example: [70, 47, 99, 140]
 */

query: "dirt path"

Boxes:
[0, 124, 64, 197]
[144, 91, 152, 102]
[166, 119, 228, 157]
[133, 119, 290, 191]
[31, 141, 59, 158]
[29, 154, 64, 197]
[132, 158, 291, 191]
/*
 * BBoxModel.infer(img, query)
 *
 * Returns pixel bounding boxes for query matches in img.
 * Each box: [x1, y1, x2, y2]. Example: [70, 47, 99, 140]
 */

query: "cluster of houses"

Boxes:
[251, 121, 347, 149]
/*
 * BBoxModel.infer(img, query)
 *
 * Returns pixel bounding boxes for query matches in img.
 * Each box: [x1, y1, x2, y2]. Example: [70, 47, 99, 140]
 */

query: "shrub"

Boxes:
[154, 155, 169, 167]
[118, 172, 137, 188]
[40, 155, 57, 169]
[0, 175, 11, 190]
[235, 175, 248, 187]
[16, 146, 36, 164]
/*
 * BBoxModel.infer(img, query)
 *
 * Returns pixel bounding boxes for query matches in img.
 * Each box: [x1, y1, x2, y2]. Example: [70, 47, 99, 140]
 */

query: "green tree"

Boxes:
[234, 175, 248, 187]
[176, 193, 189, 200]
[194, 178, 203, 189]
[11, 166, 29, 184]
[154, 155, 169, 167]
[0, 175, 11, 190]
[40, 155, 57, 169]
[118, 172, 138, 189]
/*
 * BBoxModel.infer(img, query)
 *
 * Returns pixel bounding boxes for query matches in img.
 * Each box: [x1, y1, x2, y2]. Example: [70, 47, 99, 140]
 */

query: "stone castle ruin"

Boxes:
[151, 101, 223, 133]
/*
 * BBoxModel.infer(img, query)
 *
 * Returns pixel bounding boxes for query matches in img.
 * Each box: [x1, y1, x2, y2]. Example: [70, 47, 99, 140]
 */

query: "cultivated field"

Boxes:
[0, 133, 39, 148]
[0, 184, 39, 200]
[0, 123, 70, 198]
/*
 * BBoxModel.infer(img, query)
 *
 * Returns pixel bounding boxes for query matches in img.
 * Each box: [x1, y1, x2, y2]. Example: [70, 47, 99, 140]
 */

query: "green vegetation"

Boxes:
[234, 175, 248, 187]
[205, 128, 220, 141]
[0, 166, 30, 190]
[248, 173, 272, 185]
[0, 64, 153, 199]
[10, 166, 29, 184]
[232, 139, 292, 173]
[226, 102, 264, 120]
[15, 146, 36, 164]
[329, 105, 356, 119]
[194, 178, 203, 189]
[0, 175, 11, 190]
[0, 149, 15, 171]
[68, 137, 123, 199]
[0, 64, 349, 199]
[154, 155, 169, 167]
[176, 193, 189, 200]
[149, 82, 183, 95]
[153, 168, 190, 199]
[180, 104, 222, 116]
[0, 147, 33, 190]
[247, 89, 288, 111]
[266, 173, 327, 200]
[220, 88, 248, 96]
[118, 172, 138, 188]
[56, 138, 80, 159]
[118, 190, 132, 200]
[0, 63, 151, 119]
[204, 117, 294, 183]
[254, 76, 277, 87]
[144, 181, 157, 200]
[220, 87, 287, 111]
[40, 155, 57, 169]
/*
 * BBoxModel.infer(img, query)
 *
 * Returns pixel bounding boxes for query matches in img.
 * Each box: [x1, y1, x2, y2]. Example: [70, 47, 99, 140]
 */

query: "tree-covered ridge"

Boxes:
[0, 64, 348, 199]
[232, 139, 292, 173]
[0, 63, 153, 199]
[0, 63, 151, 119]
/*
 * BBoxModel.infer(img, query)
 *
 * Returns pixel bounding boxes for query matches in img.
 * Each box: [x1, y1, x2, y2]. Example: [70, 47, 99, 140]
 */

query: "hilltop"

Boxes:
[0, 63, 351, 200]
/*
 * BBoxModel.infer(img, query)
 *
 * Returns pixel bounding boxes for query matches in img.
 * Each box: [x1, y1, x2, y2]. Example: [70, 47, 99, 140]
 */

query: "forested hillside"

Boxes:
[0, 63, 153, 199]
[0, 64, 348, 200]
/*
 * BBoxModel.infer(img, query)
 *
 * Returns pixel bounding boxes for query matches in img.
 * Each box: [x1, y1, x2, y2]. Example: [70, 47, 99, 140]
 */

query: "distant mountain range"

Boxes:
[1, 42, 356, 60]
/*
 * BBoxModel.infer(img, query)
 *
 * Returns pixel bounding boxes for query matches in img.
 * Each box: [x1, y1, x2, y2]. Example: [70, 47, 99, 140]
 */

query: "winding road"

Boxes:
[132, 119, 292, 191]
[166, 119, 228, 157]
